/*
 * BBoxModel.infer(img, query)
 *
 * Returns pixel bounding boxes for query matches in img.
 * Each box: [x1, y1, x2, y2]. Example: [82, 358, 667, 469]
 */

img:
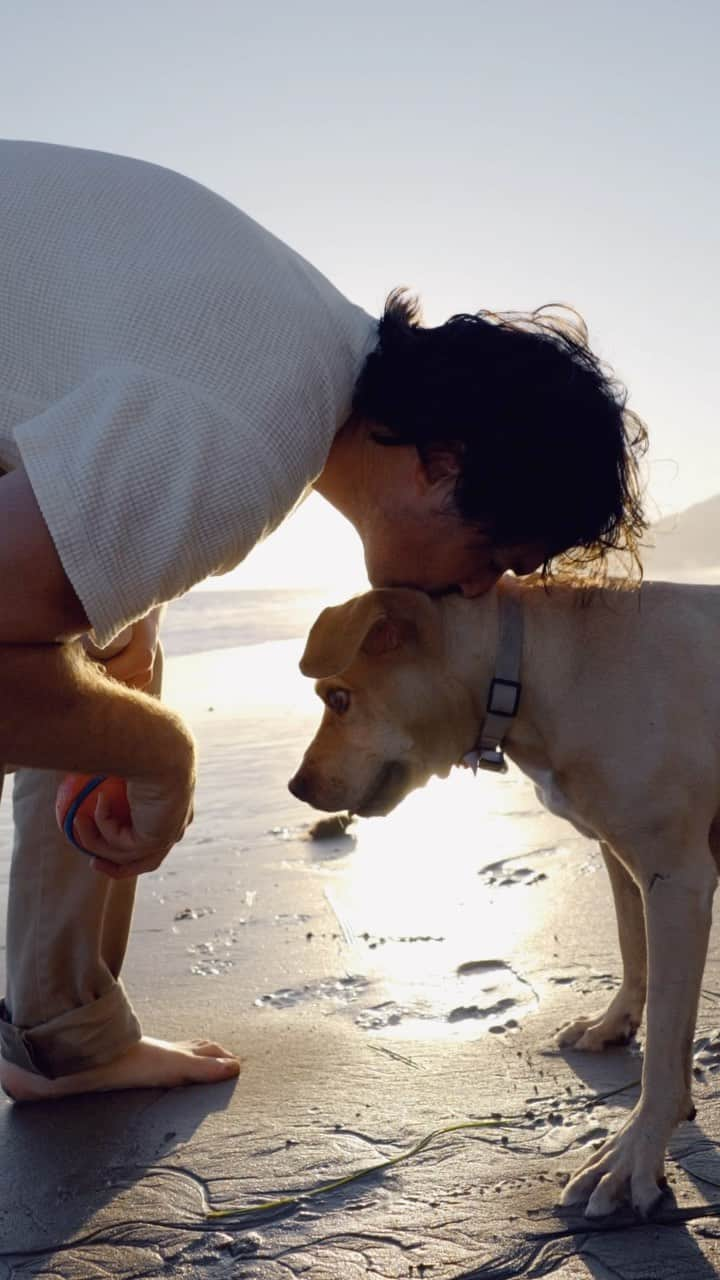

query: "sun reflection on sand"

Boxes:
[163, 635, 583, 1043]
[345, 769, 541, 950]
[319, 766, 573, 1042]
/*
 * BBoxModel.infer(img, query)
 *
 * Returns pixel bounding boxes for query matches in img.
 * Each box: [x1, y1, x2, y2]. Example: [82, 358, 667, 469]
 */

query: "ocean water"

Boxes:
[163, 570, 720, 659]
[162, 587, 343, 658]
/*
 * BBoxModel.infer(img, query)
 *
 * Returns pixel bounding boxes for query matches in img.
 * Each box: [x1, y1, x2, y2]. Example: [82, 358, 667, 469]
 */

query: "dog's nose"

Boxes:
[288, 771, 312, 803]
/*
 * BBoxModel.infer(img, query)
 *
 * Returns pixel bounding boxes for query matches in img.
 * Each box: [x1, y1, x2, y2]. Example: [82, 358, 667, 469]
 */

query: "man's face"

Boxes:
[360, 451, 546, 598]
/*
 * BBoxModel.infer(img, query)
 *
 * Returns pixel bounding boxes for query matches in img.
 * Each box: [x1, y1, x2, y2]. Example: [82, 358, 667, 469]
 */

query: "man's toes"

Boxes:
[189, 1040, 237, 1059]
[186, 1054, 240, 1083]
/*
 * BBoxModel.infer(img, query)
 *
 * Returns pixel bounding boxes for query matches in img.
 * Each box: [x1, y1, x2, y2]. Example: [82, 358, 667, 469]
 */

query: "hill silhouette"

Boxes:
[643, 492, 720, 571]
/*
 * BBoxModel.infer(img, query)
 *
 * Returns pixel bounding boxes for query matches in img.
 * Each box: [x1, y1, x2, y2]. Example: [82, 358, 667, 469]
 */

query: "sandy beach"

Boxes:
[2, 600, 720, 1277]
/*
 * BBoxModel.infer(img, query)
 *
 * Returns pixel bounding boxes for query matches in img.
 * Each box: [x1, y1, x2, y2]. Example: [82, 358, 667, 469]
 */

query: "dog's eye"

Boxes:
[326, 687, 351, 715]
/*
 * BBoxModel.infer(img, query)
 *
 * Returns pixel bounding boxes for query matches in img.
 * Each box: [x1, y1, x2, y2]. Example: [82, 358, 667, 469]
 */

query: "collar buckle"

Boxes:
[477, 746, 509, 773]
[487, 676, 521, 718]
[463, 590, 523, 779]
[462, 746, 509, 775]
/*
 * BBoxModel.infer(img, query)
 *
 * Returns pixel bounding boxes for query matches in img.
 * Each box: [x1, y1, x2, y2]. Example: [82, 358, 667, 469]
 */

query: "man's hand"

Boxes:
[76, 604, 180, 874]
[1, 641, 197, 877]
[0, 468, 195, 877]
[73, 769, 195, 879]
[85, 607, 165, 691]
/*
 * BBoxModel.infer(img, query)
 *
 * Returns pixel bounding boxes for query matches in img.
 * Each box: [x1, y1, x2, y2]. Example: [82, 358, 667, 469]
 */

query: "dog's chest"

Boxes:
[516, 760, 598, 840]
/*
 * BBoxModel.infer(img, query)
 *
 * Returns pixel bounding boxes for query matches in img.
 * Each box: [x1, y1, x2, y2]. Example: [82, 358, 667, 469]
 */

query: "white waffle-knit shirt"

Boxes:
[0, 141, 377, 645]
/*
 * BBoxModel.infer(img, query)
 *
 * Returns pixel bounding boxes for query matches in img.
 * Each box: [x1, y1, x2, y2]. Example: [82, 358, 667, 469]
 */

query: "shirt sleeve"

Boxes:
[14, 363, 297, 647]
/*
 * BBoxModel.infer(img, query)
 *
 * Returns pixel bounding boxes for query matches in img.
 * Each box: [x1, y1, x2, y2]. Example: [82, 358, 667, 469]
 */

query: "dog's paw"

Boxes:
[559, 1111, 668, 1218]
[556, 993, 641, 1052]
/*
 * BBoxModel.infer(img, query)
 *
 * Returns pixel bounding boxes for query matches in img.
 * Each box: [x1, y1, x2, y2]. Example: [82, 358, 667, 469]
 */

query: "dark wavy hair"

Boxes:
[353, 290, 648, 582]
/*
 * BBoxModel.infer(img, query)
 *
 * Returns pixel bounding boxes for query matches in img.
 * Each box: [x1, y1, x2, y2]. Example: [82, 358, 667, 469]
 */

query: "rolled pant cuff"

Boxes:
[0, 984, 141, 1078]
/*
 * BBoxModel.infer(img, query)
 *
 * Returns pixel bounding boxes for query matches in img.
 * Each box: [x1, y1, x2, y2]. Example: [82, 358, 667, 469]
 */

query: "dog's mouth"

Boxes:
[354, 760, 412, 817]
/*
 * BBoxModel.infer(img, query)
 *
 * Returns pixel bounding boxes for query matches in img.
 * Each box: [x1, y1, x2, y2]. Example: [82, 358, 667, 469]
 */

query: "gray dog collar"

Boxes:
[462, 590, 523, 775]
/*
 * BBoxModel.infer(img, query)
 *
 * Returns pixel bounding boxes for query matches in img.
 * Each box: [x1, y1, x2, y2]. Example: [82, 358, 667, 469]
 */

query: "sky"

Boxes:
[3, 1, 718, 589]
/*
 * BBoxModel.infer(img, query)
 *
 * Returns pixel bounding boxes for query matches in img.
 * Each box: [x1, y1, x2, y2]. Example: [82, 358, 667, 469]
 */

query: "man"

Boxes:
[0, 140, 647, 1101]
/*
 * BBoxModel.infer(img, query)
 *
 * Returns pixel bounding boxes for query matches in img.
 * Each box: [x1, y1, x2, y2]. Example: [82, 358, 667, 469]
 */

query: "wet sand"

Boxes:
[2, 639, 720, 1277]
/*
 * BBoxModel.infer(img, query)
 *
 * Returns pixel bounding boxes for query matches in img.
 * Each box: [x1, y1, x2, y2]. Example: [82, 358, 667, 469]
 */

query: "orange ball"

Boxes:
[55, 773, 131, 854]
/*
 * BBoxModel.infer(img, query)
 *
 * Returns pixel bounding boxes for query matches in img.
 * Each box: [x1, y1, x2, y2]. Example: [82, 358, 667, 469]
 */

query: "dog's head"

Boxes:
[288, 588, 478, 817]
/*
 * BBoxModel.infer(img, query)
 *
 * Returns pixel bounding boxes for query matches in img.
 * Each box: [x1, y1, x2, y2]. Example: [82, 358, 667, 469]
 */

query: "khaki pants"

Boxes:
[0, 650, 163, 1077]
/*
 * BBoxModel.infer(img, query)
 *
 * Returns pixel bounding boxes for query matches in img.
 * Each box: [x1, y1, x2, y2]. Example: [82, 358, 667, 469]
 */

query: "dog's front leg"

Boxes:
[557, 842, 647, 1050]
[561, 845, 716, 1217]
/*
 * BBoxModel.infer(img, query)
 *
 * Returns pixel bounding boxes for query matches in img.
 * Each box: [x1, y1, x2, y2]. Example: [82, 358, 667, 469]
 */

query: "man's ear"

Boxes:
[299, 588, 442, 678]
[417, 446, 462, 491]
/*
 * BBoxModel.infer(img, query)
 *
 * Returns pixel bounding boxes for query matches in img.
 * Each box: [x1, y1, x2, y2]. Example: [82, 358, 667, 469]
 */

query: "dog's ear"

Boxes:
[299, 589, 441, 678]
[299, 593, 387, 677]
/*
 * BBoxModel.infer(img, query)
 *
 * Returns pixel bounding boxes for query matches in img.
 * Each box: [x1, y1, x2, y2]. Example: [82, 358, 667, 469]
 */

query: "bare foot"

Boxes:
[0, 1036, 241, 1102]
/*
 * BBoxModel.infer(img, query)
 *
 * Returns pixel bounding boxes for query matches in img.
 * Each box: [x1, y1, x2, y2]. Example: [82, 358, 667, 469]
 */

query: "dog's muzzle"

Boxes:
[288, 760, 411, 817]
[355, 760, 411, 817]
[287, 769, 318, 806]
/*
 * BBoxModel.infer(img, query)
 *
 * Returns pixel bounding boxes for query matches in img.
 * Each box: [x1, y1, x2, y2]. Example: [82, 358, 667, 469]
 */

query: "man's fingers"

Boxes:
[103, 642, 155, 686]
[127, 670, 153, 689]
[93, 791, 135, 842]
[72, 811, 168, 870]
[73, 810, 134, 858]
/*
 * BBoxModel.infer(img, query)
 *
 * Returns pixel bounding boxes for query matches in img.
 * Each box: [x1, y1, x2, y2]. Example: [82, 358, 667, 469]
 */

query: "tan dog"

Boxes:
[289, 578, 720, 1218]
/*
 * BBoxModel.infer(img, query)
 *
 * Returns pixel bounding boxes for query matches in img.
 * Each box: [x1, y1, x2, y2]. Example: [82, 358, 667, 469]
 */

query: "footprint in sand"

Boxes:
[186, 923, 253, 976]
[448, 959, 537, 1032]
[255, 974, 371, 1009]
[478, 857, 550, 888]
[353, 960, 537, 1036]
[187, 941, 235, 977]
